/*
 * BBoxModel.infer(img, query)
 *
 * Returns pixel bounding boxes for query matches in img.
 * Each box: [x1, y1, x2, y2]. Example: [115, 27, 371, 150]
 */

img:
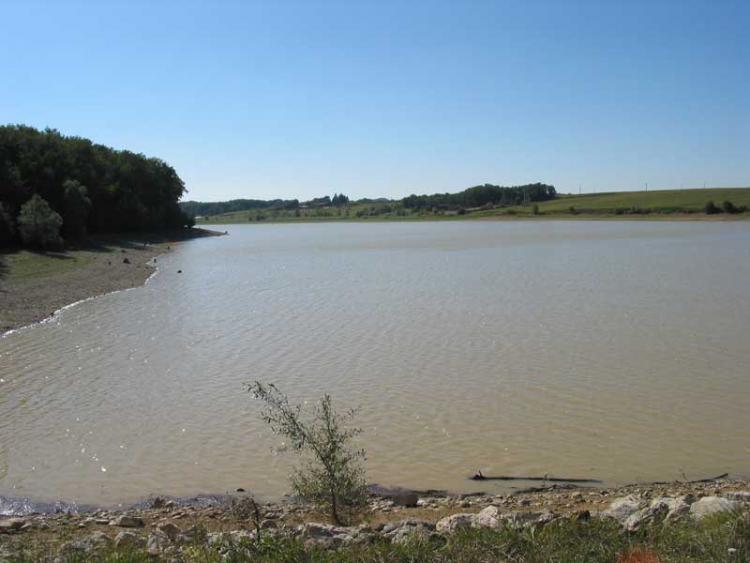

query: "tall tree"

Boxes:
[61, 179, 91, 238]
[0, 202, 14, 245]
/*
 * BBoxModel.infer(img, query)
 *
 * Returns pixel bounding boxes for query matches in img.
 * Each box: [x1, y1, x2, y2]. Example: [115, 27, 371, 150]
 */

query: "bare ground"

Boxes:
[0, 228, 222, 334]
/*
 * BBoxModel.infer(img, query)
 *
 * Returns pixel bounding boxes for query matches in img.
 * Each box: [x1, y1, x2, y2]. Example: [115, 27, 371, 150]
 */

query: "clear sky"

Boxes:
[2, 0, 748, 202]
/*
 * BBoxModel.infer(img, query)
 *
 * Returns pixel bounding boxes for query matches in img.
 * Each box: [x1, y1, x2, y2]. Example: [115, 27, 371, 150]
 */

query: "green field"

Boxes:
[525, 187, 750, 214]
[197, 187, 750, 224]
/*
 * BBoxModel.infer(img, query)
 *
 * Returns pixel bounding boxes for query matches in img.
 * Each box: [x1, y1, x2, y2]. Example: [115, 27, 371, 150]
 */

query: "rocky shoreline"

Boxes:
[2, 477, 748, 560]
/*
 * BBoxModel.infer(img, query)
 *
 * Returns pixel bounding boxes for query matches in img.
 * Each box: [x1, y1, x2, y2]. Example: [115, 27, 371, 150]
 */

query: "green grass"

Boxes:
[526, 187, 750, 214]
[196, 187, 750, 224]
[10, 512, 750, 562]
[0, 249, 99, 281]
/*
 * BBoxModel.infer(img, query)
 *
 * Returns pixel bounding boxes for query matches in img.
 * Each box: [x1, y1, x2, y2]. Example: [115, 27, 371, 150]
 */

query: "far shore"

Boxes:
[0, 228, 224, 335]
[198, 210, 750, 226]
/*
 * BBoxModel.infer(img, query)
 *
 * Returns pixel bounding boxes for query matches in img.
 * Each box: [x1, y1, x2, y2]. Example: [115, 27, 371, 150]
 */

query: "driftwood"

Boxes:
[647, 472, 729, 486]
[470, 472, 602, 484]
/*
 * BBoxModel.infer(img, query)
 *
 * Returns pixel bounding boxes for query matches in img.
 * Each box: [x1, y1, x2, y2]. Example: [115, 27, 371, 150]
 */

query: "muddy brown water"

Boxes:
[1, 221, 749, 506]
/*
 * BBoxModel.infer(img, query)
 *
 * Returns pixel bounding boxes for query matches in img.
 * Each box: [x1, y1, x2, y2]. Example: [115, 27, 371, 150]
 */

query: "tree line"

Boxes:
[402, 183, 557, 210]
[181, 193, 352, 218]
[0, 125, 193, 249]
[181, 184, 557, 219]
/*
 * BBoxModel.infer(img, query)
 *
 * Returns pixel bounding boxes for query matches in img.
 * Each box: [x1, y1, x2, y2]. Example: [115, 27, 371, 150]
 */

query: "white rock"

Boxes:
[651, 496, 692, 521]
[602, 496, 642, 523]
[436, 513, 475, 534]
[690, 496, 740, 520]
[622, 496, 691, 531]
[475, 506, 502, 529]
[0, 518, 26, 533]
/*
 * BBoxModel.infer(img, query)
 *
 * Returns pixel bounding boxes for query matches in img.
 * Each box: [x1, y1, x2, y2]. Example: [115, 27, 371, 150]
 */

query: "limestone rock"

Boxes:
[436, 513, 475, 534]
[147, 532, 170, 555]
[297, 522, 356, 547]
[383, 519, 436, 544]
[110, 515, 144, 528]
[114, 531, 145, 548]
[0, 518, 26, 534]
[602, 496, 642, 523]
[475, 506, 502, 529]
[690, 496, 740, 520]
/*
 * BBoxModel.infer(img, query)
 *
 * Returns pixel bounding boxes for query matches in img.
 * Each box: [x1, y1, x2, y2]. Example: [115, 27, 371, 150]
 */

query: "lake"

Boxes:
[1, 220, 749, 507]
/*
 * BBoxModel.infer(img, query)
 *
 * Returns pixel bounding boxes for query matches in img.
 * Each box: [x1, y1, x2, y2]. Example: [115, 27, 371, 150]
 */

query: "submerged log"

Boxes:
[470, 471, 602, 484]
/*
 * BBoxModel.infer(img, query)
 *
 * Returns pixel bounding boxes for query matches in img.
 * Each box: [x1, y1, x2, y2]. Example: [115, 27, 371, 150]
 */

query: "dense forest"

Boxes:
[180, 198, 299, 217]
[181, 184, 557, 220]
[180, 193, 353, 217]
[0, 125, 193, 248]
[402, 183, 557, 210]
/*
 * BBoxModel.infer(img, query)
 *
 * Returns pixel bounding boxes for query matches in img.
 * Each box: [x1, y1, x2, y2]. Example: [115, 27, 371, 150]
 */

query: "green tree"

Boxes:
[248, 382, 367, 525]
[62, 179, 91, 238]
[332, 193, 350, 207]
[0, 125, 188, 238]
[0, 203, 15, 245]
[17, 195, 63, 249]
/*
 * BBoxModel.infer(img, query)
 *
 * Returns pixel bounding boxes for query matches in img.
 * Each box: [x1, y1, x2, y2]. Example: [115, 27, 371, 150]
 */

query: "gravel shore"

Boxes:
[0, 229, 222, 335]
[1, 477, 748, 560]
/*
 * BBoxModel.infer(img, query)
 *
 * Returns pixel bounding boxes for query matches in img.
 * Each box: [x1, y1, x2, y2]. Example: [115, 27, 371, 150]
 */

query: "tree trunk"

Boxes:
[330, 491, 340, 525]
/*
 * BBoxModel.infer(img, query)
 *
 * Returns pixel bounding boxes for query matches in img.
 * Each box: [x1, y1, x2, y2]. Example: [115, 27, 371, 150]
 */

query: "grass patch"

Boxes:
[515, 187, 750, 215]
[1, 249, 96, 281]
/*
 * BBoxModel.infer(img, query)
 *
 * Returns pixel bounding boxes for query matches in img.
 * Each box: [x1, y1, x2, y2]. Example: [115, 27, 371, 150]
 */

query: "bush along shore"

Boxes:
[1, 478, 749, 562]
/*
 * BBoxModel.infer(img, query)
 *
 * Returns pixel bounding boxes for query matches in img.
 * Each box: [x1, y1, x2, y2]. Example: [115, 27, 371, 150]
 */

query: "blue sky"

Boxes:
[1, 0, 748, 202]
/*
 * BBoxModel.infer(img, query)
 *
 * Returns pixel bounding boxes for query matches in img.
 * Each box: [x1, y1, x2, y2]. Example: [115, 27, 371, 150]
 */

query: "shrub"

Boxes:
[532, 204, 540, 215]
[17, 195, 63, 249]
[248, 382, 367, 525]
[722, 200, 746, 214]
[705, 200, 722, 214]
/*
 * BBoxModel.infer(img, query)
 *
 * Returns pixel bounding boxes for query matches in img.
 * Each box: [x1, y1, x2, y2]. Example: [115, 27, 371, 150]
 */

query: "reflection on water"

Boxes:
[1, 221, 749, 505]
